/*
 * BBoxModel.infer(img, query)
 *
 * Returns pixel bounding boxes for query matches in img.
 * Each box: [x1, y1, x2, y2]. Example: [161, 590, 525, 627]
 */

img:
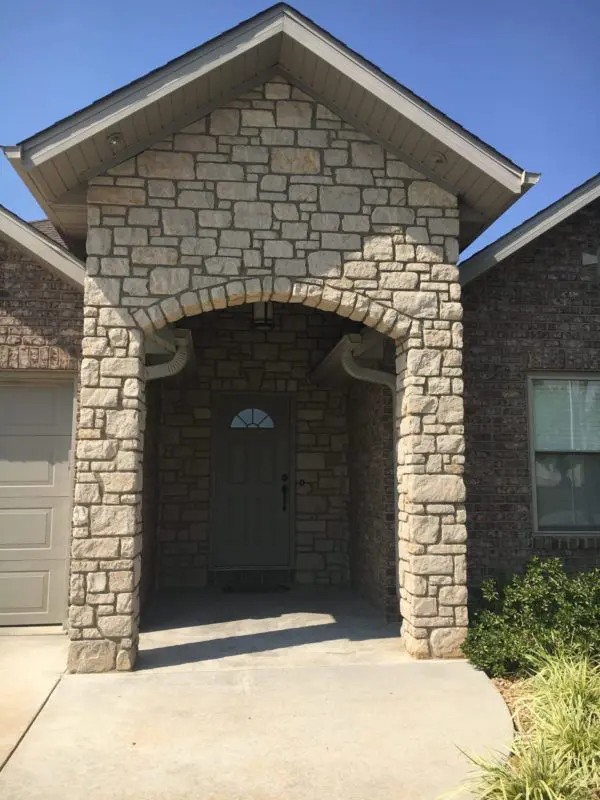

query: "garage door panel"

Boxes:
[0, 498, 70, 560]
[0, 560, 67, 625]
[0, 384, 73, 436]
[0, 435, 71, 496]
[0, 381, 74, 626]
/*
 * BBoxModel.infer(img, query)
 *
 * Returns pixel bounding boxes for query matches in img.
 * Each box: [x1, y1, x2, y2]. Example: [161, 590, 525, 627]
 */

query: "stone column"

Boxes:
[67, 273, 146, 673]
[396, 297, 467, 658]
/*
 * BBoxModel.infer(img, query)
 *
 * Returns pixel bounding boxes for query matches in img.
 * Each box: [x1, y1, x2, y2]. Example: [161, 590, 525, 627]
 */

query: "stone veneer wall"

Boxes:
[348, 381, 397, 617]
[0, 237, 82, 370]
[69, 75, 467, 671]
[156, 304, 355, 587]
[463, 198, 600, 585]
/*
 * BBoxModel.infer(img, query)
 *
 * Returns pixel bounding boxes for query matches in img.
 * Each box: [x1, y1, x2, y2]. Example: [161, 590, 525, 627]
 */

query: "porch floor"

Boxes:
[0, 589, 512, 799]
[138, 586, 408, 672]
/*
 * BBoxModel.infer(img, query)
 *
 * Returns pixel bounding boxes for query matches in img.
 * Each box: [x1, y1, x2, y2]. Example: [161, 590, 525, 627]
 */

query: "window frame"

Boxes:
[528, 372, 600, 536]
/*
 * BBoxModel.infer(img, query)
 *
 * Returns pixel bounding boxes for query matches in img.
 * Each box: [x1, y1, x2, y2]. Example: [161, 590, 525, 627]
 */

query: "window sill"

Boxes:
[533, 531, 600, 548]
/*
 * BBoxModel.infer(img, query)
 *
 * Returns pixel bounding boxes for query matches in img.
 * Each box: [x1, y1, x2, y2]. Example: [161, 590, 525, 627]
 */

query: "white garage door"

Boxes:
[0, 382, 74, 625]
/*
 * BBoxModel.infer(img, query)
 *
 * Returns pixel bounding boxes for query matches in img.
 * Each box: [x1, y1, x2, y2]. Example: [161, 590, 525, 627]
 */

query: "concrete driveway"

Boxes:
[0, 590, 511, 799]
[0, 627, 67, 769]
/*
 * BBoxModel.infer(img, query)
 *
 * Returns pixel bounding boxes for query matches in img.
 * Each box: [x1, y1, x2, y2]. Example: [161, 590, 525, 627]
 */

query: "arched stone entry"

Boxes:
[68, 79, 467, 671]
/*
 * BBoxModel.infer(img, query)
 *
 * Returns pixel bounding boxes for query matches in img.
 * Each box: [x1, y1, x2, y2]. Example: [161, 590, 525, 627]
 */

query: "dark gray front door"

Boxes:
[211, 395, 291, 570]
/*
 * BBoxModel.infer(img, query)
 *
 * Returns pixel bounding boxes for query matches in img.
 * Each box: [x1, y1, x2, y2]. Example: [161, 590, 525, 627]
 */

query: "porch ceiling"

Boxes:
[4, 4, 538, 257]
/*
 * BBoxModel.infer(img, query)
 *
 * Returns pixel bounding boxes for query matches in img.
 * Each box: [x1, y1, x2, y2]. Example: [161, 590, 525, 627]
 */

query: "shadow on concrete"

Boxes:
[138, 587, 400, 670]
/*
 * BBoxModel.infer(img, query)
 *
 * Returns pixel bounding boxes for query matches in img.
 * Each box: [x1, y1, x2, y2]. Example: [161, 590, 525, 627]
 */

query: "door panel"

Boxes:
[211, 396, 291, 570]
[0, 382, 73, 625]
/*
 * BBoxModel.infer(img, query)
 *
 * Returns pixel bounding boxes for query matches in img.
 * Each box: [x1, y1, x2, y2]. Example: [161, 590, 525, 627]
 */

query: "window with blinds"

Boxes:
[531, 378, 600, 532]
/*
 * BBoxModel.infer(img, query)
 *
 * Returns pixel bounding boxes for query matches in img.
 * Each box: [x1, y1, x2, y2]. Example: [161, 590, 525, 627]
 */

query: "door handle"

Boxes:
[281, 484, 288, 511]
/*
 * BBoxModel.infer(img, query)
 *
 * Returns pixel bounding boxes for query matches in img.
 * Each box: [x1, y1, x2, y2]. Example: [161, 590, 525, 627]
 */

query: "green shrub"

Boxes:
[462, 558, 600, 678]
[465, 651, 600, 799]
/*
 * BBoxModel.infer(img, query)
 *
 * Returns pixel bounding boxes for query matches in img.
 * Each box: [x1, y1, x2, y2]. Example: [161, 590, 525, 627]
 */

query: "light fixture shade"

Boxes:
[252, 301, 274, 330]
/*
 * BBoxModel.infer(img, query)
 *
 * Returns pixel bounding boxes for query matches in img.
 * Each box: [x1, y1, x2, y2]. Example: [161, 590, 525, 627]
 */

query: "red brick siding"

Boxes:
[462, 198, 600, 584]
[0, 237, 82, 370]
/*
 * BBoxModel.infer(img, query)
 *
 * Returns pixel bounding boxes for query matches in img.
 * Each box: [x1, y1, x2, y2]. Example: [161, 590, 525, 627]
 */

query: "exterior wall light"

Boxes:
[252, 301, 274, 330]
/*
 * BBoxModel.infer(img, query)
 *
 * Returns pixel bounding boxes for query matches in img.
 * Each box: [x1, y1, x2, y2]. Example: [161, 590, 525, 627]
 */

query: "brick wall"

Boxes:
[462, 198, 600, 584]
[348, 381, 397, 616]
[155, 302, 357, 587]
[0, 237, 82, 369]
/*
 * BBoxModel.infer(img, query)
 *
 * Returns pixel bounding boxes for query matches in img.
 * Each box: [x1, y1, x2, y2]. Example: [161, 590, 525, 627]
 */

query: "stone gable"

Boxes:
[85, 76, 460, 336]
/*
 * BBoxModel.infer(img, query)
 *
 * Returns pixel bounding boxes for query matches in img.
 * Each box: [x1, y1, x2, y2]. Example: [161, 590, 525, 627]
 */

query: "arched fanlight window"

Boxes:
[230, 408, 275, 429]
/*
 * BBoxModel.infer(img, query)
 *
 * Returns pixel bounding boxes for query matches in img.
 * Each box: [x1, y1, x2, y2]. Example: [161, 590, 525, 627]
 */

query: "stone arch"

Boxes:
[132, 277, 412, 341]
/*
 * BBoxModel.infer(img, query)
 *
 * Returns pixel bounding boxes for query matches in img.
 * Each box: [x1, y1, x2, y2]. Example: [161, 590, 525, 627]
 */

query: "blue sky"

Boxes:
[1, 0, 598, 258]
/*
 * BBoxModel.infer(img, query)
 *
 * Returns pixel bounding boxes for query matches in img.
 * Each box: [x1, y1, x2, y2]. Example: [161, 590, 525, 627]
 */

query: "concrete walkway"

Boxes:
[0, 628, 67, 769]
[0, 590, 511, 799]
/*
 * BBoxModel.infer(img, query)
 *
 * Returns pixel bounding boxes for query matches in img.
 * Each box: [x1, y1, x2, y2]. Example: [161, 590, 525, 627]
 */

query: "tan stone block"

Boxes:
[69, 604, 94, 628]
[69, 574, 85, 604]
[241, 109, 275, 127]
[380, 272, 417, 290]
[109, 571, 134, 592]
[272, 147, 320, 174]
[233, 201, 272, 230]
[138, 151, 194, 179]
[76, 440, 118, 460]
[90, 506, 136, 539]
[88, 186, 146, 206]
[163, 208, 196, 235]
[411, 555, 454, 576]
[439, 586, 468, 606]
[408, 181, 456, 208]
[407, 348, 442, 377]
[87, 228, 112, 255]
[149, 267, 190, 295]
[363, 235, 393, 261]
[308, 250, 341, 277]
[72, 538, 120, 559]
[429, 627, 467, 658]
[413, 597, 438, 616]
[98, 307, 135, 327]
[116, 648, 136, 671]
[351, 142, 384, 168]
[87, 572, 107, 593]
[437, 396, 463, 424]
[74, 484, 102, 504]
[405, 395, 438, 415]
[67, 640, 117, 673]
[440, 302, 462, 321]
[80, 388, 119, 408]
[431, 264, 459, 281]
[402, 631, 430, 658]
[100, 357, 141, 377]
[407, 474, 466, 504]
[85, 277, 120, 307]
[436, 435, 464, 454]
[442, 524, 467, 544]
[105, 409, 140, 438]
[97, 615, 132, 638]
[424, 329, 452, 348]
[99, 472, 139, 493]
[209, 108, 240, 135]
[275, 101, 312, 127]
[80, 358, 99, 387]
[408, 515, 440, 544]
[179, 291, 202, 316]
[372, 207, 415, 225]
[320, 185, 360, 213]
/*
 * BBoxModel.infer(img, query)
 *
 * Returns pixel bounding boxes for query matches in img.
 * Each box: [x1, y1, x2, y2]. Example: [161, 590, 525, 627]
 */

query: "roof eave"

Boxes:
[460, 171, 600, 286]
